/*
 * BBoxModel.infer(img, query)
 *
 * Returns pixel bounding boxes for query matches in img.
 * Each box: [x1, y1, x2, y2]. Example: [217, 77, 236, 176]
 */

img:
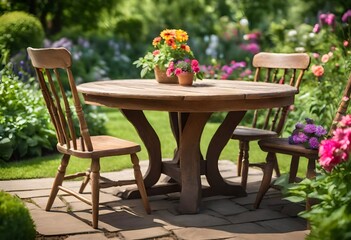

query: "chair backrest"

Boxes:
[27, 47, 93, 151]
[328, 71, 351, 136]
[249, 52, 311, 135]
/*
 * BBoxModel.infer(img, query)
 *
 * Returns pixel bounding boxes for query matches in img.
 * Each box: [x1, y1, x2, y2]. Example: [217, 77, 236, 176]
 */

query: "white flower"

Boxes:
[287, 30, 297, 37]
[239, 18, 249, 27]
[295, 47, 306, 52]
[309, 32, 315, 38]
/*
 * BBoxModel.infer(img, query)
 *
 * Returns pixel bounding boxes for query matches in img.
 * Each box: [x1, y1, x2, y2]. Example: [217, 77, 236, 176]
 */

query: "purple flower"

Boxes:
[293, 132, 308, 144]
[309, 137, 320, 149]
[288, 136, 294, 144]
[315, 125, 327, 137]
[295, 122, 304, 129]
[342, 10, 351, 22]
[304, 124, 317, 134]
[289, 117, 327, 149]
[305, 118, 314, 124]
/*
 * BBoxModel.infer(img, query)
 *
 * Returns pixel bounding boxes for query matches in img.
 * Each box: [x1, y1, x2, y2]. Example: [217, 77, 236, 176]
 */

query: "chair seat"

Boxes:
[57, 135, 141, 158]
[258, 137, 319, 159]
[231, 126, 278, 141]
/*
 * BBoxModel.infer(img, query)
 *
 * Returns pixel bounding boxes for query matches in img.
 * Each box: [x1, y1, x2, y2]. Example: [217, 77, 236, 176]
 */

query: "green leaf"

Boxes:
[0, 138, 14, 161]
[140, 67, 149, 78]
[284, 195, 305, 203]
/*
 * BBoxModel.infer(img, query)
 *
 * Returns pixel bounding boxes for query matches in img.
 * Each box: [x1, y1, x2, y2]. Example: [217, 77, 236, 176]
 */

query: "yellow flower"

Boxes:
[175, 29, 188, 42]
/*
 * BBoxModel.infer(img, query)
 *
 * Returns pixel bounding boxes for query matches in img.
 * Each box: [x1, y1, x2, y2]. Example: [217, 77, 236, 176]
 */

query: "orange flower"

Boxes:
[166, 38, 175, 46]
[160, 29, 176, 40]
[152, 37, 161, 47]
[180, 44, 191, 52]
[311, 65, 324, 77]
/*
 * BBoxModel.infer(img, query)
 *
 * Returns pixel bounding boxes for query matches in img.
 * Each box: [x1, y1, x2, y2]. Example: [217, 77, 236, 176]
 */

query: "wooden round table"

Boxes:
[77, 79, 297, 213]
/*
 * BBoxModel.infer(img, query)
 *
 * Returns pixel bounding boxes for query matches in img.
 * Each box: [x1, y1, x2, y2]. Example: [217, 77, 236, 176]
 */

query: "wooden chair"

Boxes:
[254, 70, 351, 209]
[27, 47, 151, 229]
[231, 52, 311, 189]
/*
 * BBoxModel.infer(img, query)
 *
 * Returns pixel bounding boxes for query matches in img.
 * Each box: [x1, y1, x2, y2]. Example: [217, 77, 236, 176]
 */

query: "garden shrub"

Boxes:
[0, 191, 36, 240]
[0, 64, 108, 161]
[0, 11, 44, 58]
[0, 66, 56, 161]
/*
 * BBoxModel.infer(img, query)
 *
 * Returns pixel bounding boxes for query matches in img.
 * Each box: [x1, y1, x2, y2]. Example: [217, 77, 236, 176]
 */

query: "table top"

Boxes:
[77, 79, 297, 112]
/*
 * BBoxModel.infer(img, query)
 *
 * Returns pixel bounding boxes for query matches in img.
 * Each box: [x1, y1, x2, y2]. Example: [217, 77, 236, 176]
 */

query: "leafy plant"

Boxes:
[0, 191, 36, 240]
[0, 65, 56, 161]
[285, 115, 351, 239]
[133, 29, 195, 78]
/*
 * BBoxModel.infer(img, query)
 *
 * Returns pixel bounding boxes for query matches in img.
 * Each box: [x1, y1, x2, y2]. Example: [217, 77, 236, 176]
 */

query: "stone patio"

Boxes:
[0, 160, 309, 240]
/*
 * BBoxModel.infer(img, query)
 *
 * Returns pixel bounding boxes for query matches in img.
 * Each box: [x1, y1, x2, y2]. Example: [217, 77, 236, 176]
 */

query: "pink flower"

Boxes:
[313, 24, 320, 33]
[192, 66, 200, 73]
[340, 115, 351, 128]
[191, 59, 199, 68]
[344, 41, 349, 47]
[319, 13, 327, 24]
[240, 43, 260, 54]
[174, 68, 183, 75]
[153, 50, 160, 56]
[321, 54, 329, 63]
[240, 69, 252, 77]
[311, 65, 324, 77]
[325, 13, 335, 26]
[318, 139, 345, 172]
[342, 9, 351, 22]
[333, 128, 351, 151]
[312, 53, 320, 59]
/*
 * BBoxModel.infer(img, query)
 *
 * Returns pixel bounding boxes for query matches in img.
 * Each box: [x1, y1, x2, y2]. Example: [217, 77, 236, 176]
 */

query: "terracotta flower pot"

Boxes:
[154, 66, 178, 84]
[177, 72, 194, 86]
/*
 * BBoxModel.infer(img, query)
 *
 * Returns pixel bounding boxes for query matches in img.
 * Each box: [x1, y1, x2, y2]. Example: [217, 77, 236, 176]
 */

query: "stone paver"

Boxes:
[204, 198, 248, 216]
[0, 160, 309, 239]
[120, 226, 171, 240]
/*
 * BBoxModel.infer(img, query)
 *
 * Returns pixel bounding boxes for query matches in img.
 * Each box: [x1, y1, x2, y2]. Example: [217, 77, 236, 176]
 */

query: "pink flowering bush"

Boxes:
[279, 9, 351, 133]
[319, 114, 351, 171]
[286, 114, 351, 239]
[200, 59, 253, 80]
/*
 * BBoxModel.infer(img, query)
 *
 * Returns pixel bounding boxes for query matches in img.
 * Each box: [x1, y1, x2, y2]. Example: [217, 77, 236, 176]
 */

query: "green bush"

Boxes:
[0, 11, 44, 58]
[0, 191, 36, 240]
[0, 66, 56, 161]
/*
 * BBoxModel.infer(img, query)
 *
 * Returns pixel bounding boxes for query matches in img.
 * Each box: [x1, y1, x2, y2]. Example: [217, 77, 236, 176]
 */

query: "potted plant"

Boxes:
[133, 29, 195, 83]
[166, 59, 204, 86]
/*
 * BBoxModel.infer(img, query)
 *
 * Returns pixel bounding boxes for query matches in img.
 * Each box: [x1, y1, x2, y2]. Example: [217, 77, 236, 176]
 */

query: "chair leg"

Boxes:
[241, 141, 250, 190]
[237, 141, 244, 176]
[306, 158, 316, 179]
[273, 158, 281, 177]
[90, 158, 100, 229]
[46, 154, 70, 211]
[254, 152, 276, 209]
[289, 156, 300, 183]
[131, 153, 151, 214]
[79, 168, 91, 193]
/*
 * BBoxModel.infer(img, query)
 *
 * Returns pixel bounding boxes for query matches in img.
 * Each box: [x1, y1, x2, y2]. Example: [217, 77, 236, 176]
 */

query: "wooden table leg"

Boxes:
[120, 109, 181, 198]
[206, 111, 247, 197]
[120, 109, 162, 187]
[178, 112, 212, 213]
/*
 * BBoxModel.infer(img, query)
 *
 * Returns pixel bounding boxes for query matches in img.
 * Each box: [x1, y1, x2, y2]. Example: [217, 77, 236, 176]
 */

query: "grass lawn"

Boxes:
[0, 108, 307, 180]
